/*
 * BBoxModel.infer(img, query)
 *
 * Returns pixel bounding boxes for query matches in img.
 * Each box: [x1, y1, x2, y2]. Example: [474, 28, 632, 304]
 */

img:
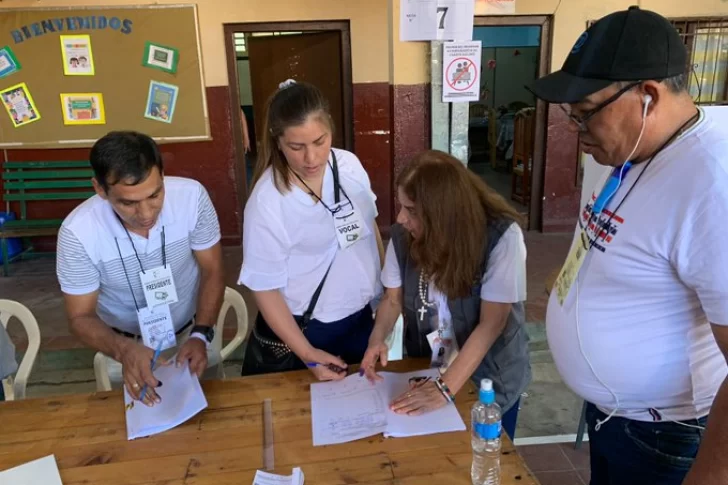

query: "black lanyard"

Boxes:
[113, 215, 167, 311]
[293, 150, 353, 215]
[582, 111, 700, 252]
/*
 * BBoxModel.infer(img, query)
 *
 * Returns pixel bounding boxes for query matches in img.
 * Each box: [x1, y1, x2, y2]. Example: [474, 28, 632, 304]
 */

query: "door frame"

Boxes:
[472, 15, 552, 231]
[223, 20, 354, 204]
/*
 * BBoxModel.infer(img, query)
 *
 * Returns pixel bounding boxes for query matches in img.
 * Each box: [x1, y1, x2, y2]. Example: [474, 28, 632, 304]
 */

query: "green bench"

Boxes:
[1, 161, 95, 276]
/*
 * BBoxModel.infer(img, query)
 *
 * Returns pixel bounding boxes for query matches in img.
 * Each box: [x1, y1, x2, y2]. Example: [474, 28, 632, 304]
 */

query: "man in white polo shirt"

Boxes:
[531, 7, 728, 485]
[57, 131, 225, 407]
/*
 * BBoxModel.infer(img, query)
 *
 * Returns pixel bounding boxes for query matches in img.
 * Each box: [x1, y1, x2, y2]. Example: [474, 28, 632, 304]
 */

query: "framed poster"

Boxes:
[144, 80, 178, 123]
[60, 93, 106, 125]
[0, 82, 40, 128]
[142, 42, 179, 74]
[60, 35, 95, 76]
[0, 46, 21, 78]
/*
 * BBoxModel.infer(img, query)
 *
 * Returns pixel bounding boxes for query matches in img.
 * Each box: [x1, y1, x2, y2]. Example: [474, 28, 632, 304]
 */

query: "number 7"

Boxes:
[437, 6, 449, 30]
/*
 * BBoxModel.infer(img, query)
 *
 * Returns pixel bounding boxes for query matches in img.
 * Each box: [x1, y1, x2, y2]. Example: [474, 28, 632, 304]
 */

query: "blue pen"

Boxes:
[306, 362, 348, 373]
[139, 339, 164, 402]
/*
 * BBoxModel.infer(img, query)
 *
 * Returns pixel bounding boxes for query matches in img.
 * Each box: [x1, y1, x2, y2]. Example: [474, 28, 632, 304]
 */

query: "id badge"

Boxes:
[554, 229, 590, 306]
[140, 265, 178, 309]
[332, 202, 370, 249]
[137, 304, 176, 351]
[426, 330, 459, 371]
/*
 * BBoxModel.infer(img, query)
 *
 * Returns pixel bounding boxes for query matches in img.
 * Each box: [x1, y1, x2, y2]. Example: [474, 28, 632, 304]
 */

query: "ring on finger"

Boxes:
[132, 383, 140, 389]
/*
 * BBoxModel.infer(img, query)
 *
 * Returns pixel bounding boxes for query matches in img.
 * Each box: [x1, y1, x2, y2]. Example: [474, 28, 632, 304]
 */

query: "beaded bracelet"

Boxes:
[435, 377, 456, 403]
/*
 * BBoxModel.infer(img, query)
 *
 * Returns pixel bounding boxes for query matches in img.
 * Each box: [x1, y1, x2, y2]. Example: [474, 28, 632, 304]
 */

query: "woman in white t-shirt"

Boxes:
[239, 80, 383, 381]
[360, 150, 531, 439]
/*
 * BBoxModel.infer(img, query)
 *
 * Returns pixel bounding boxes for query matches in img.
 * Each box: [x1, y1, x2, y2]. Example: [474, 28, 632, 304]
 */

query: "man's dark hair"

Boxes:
[90, 131, 163, 191]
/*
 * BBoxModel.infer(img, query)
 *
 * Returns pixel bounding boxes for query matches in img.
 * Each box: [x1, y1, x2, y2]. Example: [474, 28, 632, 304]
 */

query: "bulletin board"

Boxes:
[0, 5, 209, 148]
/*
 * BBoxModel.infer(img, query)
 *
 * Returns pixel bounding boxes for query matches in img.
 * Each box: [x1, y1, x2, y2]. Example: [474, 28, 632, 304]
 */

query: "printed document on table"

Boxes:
[381, 368, 466, 438]
[0, 455, 63, 485]
[310, 368, 465, 446]
[253, 467, 305, 485]
[124, 361, 208, 440]
[310, 374, 388, 446]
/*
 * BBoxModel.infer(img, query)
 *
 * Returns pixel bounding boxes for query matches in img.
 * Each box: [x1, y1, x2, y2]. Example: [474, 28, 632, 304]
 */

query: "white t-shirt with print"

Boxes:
[239, 148, 382, 323]
[546, 109, 728, 422]
[381, 222, 527, 329]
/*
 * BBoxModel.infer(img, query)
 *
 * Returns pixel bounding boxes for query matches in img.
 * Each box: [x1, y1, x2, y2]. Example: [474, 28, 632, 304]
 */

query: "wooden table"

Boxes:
[0, 360, 539, 484]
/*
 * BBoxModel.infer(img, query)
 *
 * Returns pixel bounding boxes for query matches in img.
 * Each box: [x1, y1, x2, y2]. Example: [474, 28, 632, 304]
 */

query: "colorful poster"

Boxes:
[0, 46, 21, 78]
[60, 93, 106, 125]
[142, 42, 179, 74]
[144, 81, 178, 123]
[60, 35, 95, 76]
[0, 82, 40, 128]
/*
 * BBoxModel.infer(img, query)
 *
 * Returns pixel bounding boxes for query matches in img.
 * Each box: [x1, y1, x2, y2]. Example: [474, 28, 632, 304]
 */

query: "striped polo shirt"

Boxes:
[56, 176, 221, 334]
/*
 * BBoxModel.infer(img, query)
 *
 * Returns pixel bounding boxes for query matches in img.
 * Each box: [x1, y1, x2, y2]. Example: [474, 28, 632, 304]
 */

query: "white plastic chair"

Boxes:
[94, 286, 248, 391]
[0, 299, 41, 400]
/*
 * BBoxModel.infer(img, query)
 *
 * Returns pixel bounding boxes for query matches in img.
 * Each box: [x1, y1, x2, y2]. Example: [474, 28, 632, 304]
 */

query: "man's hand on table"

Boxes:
[177, 338, 208, 377]
[120, 340, 169, 407]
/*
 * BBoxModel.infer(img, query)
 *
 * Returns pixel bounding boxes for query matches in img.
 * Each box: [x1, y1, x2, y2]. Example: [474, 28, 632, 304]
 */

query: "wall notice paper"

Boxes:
[60, 35, 95, 76]
[475, 0, 516, 15]
[0, 455, 63, 485]
[253, 467, 305, 485]
[310, 368, 466, 446]
[442, 41, 482, 102]
[61, 93, 106, 125]
[145, 80, 179, 123]
[0, 82, 40, 128]
[0, 46, 21, 79]
[124, 362, 207, 440]
[401, 0, 475, 42]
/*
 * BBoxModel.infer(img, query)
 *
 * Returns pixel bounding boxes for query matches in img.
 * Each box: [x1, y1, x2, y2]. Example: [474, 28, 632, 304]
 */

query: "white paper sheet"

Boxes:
[310, 368, 466, 446]
[382, 369, 466, 437]
[401, 0, 475, 42]
[310, 374, 388, 446]
[123, 362, 208, 440]
[0, 455, 63, 485]
[253, 467, 305, 485]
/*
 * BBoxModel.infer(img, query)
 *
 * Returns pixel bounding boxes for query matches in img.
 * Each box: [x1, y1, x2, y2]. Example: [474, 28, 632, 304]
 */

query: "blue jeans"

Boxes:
[586, 402, 706, 485]
[501, 398, 520, 440]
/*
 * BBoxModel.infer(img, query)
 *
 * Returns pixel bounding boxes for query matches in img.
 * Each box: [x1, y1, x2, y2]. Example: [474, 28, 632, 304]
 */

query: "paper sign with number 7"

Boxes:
[437, 6, 449, 29]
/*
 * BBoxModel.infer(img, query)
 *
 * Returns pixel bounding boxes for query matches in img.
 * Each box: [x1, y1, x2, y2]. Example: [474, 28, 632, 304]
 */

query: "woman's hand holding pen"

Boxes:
[305, 348, 348, 381]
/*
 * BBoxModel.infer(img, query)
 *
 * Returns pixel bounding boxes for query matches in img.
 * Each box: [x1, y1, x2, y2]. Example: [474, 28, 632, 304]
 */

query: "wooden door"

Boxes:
[247, 31, 345, 149]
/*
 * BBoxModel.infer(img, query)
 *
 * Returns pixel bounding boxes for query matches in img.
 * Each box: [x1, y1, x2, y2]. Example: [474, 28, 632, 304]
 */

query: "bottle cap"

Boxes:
[480, 378, 493, 392]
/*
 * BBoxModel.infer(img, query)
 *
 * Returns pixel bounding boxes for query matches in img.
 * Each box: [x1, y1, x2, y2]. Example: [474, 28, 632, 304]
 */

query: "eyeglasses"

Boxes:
[560, 81, 641, 132]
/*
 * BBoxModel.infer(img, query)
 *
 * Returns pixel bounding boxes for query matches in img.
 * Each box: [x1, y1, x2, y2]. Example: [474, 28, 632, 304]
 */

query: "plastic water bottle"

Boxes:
[471, 378, 502, 485]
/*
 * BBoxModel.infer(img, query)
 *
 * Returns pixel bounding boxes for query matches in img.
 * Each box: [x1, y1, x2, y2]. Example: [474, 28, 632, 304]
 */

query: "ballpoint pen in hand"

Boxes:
[139, 339, 164, 402]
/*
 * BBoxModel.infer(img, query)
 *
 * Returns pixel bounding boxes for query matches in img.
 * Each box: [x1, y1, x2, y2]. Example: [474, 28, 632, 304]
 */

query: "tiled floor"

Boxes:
[518, 442, 591, 485]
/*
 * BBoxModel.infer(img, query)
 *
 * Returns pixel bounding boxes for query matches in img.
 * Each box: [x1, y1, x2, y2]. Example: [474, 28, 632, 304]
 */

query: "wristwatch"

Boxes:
[190, 325, 215, 347]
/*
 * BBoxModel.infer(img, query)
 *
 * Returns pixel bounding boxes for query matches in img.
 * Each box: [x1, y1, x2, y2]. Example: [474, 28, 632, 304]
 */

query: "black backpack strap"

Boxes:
[301, 259, 334, 325]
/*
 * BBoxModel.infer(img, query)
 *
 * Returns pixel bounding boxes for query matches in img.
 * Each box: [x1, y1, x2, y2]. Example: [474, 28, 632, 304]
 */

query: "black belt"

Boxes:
[111, 319, 194, 340]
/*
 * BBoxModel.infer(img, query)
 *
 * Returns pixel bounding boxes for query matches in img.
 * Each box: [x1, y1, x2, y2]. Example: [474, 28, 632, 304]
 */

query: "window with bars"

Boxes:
[671, 18, 728, 105]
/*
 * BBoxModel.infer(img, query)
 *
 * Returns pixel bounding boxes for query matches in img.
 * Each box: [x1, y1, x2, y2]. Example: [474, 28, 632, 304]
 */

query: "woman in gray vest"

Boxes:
[361, 150, 531, 438]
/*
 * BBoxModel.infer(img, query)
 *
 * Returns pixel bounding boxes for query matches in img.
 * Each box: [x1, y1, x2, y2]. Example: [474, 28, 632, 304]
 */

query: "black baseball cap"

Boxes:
[528, 6, 687, 104]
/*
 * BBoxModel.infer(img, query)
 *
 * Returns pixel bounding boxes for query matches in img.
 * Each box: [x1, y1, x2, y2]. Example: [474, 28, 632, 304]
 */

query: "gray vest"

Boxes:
[390, 220, 531, 412]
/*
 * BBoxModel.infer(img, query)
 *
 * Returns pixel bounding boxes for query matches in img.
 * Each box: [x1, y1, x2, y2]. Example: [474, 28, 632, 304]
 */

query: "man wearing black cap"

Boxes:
[535, 6, 728, 485]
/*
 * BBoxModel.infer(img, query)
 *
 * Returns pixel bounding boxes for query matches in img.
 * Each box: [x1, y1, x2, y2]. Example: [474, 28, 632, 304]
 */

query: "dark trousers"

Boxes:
[501, 398, 520, 440]
[241, 306, 374, 376]
[586, 402, 706, 485]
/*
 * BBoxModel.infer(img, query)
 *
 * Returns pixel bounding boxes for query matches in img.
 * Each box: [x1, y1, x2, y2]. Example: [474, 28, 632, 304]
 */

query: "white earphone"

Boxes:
[643, 94, 652, 117]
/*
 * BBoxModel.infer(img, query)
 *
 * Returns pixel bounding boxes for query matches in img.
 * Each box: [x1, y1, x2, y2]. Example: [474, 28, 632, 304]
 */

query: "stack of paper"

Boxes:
[124, 362, 208, 440]
[253, 467, 304, 485]
[310, 368, 465, 446]
[0, 455, 63, 484]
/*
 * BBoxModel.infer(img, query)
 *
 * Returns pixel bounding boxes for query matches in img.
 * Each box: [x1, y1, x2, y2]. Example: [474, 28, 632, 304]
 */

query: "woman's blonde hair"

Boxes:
[397, 150, 525, 299]
[251, 82, 334, 192]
